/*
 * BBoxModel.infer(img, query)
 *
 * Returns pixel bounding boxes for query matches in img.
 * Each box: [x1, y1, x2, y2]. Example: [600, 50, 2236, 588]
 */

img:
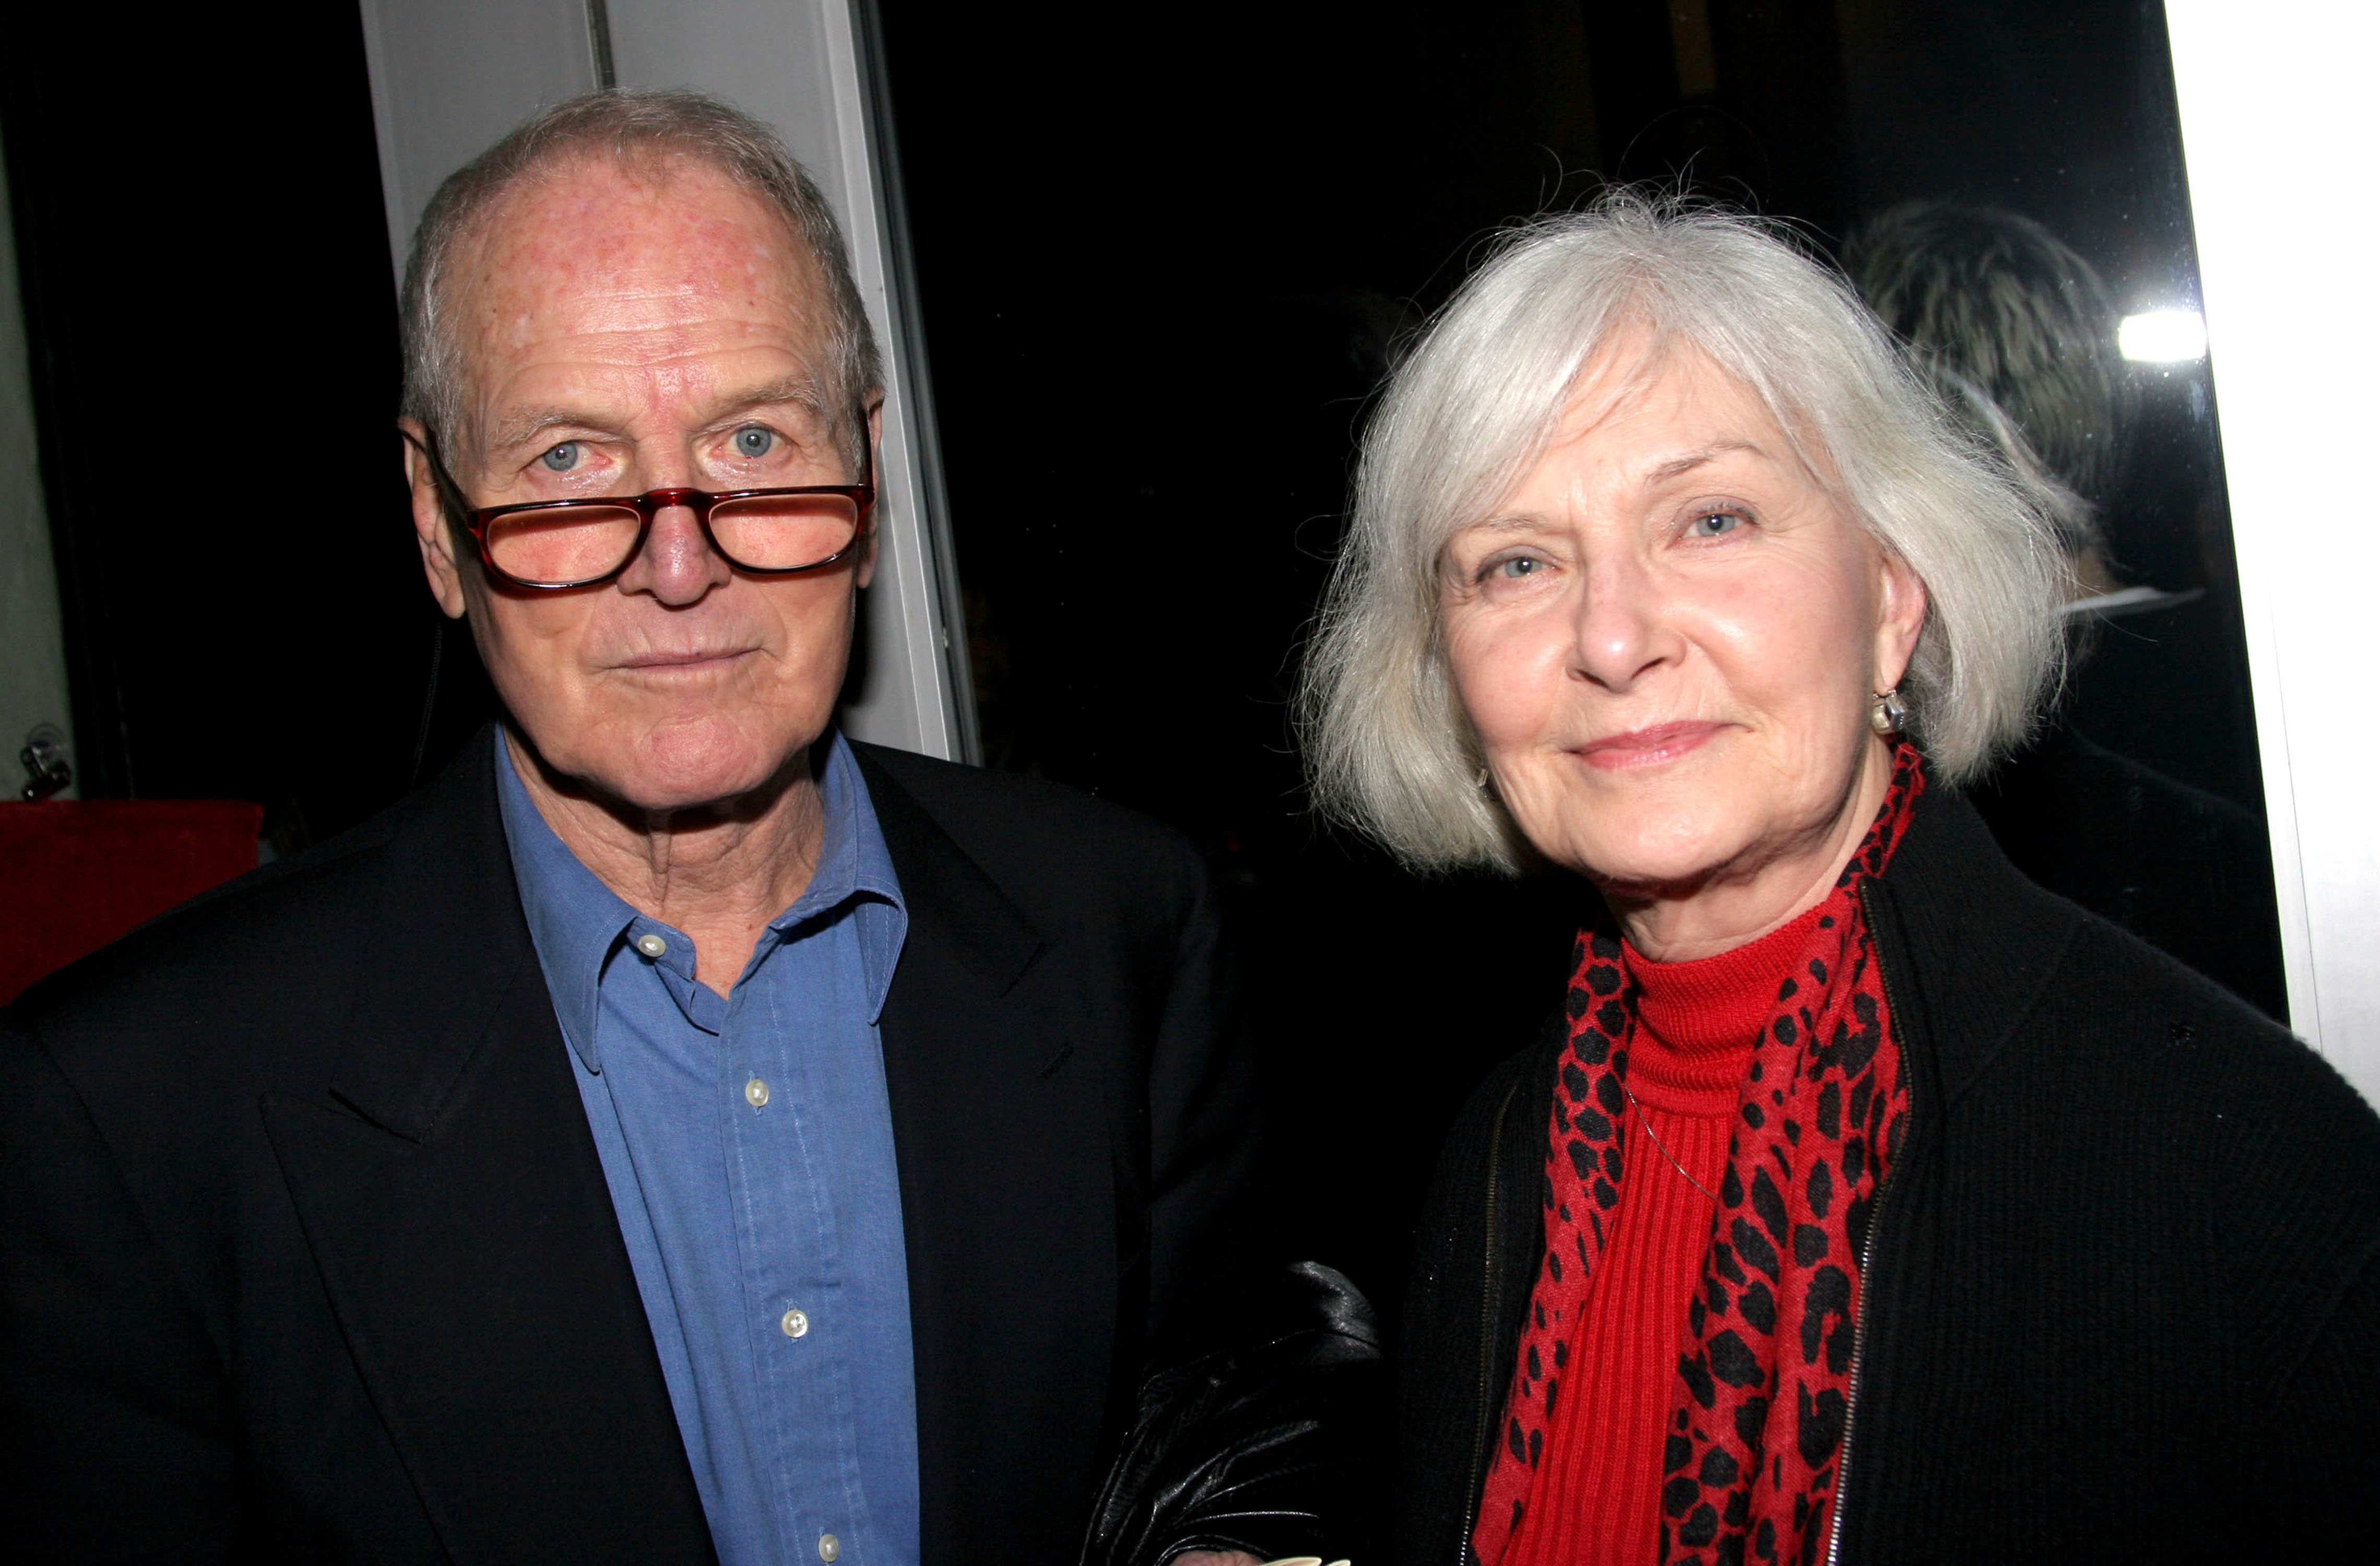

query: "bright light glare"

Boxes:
[2119, 309, 2208, 363]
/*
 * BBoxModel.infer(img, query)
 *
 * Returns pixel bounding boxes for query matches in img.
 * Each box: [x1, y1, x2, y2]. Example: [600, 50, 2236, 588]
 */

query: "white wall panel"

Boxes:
[2165, 1, 2380, 1100]
[355, 0, 969, 761]
[356, 0, 598, 266]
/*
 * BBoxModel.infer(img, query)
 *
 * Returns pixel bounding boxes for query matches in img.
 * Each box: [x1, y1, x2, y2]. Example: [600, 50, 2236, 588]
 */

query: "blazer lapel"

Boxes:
[856, 749, 1126, 1564]
[259, 730, 715, 1565]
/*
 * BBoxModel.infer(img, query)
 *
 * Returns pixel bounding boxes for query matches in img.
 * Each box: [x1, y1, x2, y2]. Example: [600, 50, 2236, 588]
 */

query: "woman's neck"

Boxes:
[1609, 735, 1896, 963]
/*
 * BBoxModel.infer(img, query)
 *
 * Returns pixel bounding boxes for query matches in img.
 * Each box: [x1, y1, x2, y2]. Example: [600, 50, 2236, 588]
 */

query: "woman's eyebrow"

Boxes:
[1462, 512, 1560, 537]
[1644, 440, 1766, 483]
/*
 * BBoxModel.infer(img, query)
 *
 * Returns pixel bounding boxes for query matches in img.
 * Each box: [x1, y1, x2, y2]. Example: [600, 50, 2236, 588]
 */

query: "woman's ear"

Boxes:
[401, 420, 469, 620]
[1873, 548, 1928, 692]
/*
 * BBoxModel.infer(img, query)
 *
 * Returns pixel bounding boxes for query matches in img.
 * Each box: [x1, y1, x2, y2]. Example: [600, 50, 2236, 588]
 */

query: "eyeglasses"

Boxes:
[408, 432, 875, 591]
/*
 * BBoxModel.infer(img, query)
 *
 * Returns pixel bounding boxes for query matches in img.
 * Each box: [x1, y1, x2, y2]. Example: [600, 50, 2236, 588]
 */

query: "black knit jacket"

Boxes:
[1393, 787, 2380, 1563]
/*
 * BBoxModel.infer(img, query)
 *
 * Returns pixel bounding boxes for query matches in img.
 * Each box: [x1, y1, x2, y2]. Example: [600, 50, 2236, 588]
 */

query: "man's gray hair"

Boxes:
[1298, 192, 2071, 874]
[399, 89, 881, 467]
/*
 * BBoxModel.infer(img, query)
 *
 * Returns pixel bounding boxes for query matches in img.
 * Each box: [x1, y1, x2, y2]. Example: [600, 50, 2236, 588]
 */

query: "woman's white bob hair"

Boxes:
[1299, 192, 2072, 874]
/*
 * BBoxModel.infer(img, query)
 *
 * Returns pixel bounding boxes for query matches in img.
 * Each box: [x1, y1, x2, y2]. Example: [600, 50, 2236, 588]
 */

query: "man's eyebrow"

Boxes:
[693, 374, 830, 428]
[486, 406, 610, 451]
[483, 376, 832, 453]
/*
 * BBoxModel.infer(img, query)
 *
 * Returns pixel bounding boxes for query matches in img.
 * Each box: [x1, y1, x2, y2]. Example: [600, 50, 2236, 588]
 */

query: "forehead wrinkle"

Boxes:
[483, 362, 831, 452]
[1560, 341, 1816, 499]
[445, 157, 830, 446]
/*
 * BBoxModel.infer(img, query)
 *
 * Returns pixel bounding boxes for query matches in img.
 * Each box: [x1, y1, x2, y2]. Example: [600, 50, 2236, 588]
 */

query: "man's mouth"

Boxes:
[611, 647, 756, 673]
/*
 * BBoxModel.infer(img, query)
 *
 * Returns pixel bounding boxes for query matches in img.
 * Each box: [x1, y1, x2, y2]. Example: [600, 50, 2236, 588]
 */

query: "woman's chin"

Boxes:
[1544, 824, 1753, 897]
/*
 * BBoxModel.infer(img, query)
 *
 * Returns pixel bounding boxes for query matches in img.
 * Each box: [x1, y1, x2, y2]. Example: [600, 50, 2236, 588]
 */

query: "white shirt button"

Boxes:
[781, 1307, 810, 1338]
[634, 933, 668, 959]
[818, 1533, 839, 1562]
[745, 1077, 770, 1109]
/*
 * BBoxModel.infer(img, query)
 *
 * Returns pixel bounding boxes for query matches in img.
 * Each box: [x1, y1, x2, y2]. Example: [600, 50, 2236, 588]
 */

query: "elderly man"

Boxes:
[0, 92, 1366, 1565]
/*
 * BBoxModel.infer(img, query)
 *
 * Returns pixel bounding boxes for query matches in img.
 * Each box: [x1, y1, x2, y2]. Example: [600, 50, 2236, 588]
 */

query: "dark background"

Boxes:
[2, 0, 2278, 1328]
[0, 3, 429, 853]
[872, 0, 2279, 1323]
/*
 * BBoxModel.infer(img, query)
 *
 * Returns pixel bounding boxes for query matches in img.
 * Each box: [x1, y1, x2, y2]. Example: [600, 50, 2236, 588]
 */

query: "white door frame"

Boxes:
[2166, 0, 2380, 1101]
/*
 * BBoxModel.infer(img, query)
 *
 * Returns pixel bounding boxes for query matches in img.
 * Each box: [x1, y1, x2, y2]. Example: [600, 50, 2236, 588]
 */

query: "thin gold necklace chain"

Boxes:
[1615, 1071, 1721, 1204]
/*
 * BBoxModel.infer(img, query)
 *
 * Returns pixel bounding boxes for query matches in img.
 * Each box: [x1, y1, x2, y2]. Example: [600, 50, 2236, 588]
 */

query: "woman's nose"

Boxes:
[1568, 554, 1680, 693]
[619, 505, 733, 606]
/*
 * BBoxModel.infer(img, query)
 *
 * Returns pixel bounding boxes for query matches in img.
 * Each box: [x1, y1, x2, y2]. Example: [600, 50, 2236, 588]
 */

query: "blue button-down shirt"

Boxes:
[496, 733, 919, 1566]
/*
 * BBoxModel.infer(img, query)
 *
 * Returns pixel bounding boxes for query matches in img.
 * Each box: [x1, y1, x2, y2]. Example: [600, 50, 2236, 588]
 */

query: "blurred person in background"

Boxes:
[1304, 194, 2379, 1563]
[0, 90, 1372, 1566]
[1847, 201, 2279, 1011]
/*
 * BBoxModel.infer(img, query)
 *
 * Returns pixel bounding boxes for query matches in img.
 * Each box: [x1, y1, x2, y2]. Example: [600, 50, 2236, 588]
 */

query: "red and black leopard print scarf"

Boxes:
[1476, 743, 1922, 1566]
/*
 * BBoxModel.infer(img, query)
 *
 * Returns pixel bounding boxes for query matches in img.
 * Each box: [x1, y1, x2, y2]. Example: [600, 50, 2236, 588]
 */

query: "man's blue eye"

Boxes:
[540, 442, 579, 472]
[733, 426, 775, 457]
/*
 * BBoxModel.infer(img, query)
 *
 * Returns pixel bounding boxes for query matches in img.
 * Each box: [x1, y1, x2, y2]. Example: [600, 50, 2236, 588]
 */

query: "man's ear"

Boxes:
[855, 390, 886, 591]
[1873, 545, 1929, 694]
[401, 419, 469, 620]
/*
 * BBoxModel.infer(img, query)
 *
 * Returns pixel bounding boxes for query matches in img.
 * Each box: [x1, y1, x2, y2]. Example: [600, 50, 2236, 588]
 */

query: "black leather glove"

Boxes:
[1080, 1261, 1384, 1566]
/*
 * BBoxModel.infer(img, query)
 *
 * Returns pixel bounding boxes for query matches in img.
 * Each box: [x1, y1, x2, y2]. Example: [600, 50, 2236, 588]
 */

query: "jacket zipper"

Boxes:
[1828, 882, 1910, 1566]
[1457, 1073, 1525, 1566]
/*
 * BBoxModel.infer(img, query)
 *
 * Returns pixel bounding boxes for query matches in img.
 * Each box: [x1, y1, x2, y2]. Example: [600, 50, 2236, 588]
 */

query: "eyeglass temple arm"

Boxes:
[398, 426, 480, 530]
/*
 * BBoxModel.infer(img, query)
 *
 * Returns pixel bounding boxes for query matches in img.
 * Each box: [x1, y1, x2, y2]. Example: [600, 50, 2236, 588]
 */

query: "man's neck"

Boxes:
[504, 727, 828, 997]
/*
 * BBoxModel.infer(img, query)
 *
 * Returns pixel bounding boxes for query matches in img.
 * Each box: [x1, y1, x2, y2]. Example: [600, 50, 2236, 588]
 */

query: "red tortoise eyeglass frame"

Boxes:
[405, 429, 877, 592]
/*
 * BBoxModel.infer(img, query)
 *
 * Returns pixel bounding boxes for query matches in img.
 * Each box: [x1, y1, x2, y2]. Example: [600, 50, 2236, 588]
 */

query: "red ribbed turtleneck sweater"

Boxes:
[1488, 901, 1827, 1566]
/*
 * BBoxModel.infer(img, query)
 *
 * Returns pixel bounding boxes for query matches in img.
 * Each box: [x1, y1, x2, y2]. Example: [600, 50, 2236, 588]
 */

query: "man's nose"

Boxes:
[617, 504, 733, 607]
[1568, 552, 1683, 694]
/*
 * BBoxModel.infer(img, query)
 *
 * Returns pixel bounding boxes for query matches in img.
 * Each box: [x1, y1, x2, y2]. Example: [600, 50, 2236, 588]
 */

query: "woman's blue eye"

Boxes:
[1689, 509, 1745, 538]
[733, 426, 775, 457]
[1491, 556, 1544, 579]
[539, 442, 579, 472]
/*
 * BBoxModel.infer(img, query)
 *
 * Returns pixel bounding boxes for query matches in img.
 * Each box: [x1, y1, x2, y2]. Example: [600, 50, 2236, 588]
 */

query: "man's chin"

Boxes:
[518, 716, 823, 820]
[625, 737, 808, 813]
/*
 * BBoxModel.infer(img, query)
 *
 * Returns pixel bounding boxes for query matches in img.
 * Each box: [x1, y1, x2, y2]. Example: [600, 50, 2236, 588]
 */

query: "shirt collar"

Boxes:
[494, 729, 907, 1072]
[771, 733, 908, 1023]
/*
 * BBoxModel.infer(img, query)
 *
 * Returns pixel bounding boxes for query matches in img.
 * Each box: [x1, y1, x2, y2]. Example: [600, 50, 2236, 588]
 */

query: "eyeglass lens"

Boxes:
[484, 494, 861, 585]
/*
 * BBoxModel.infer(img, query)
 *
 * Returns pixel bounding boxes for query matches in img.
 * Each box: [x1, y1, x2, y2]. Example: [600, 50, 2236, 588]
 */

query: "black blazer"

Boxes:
[1394, 788, 2380, 1562]
[0, 729, 1264, 1564]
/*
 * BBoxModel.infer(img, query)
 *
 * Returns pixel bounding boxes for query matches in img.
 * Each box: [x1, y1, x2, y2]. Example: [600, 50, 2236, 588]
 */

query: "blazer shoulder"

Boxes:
[851, 742, 1209, 906]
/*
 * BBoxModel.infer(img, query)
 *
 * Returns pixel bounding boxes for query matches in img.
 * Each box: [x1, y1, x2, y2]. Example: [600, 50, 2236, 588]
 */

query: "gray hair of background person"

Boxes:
[1845, 200, 2130, 534]
[1298, 193, 2073, 874]
[1921, 363, 2102, 564]
[399, 89, 882, 470]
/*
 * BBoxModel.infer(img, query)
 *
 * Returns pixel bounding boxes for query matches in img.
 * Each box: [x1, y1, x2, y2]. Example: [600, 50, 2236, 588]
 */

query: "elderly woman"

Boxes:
[1302, 197, 2380, 1563]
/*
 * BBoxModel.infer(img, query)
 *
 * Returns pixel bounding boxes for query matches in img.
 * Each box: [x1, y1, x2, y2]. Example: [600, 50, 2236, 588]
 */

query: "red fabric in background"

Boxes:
[0, 799, 262, 1005]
